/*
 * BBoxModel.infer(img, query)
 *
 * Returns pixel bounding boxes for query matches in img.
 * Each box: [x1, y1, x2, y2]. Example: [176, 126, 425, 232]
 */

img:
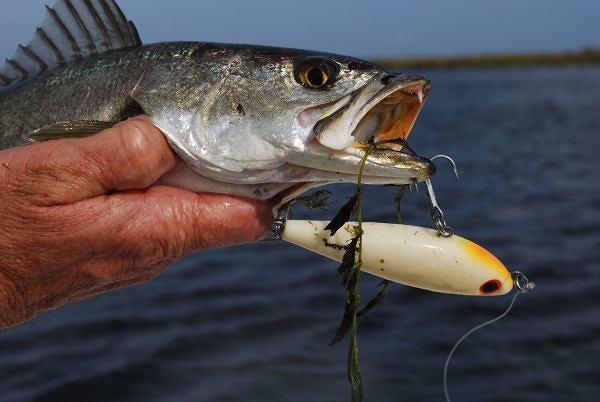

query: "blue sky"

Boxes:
[1, 0, 599, 60]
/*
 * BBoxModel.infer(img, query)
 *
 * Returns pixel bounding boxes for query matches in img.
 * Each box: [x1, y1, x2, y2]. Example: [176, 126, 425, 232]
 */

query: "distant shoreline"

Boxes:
[373, 48, 600, 70]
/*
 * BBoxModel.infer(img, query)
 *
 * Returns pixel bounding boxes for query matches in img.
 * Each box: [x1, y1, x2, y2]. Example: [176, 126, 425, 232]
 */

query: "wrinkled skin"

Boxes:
[0, 116, 273, 329]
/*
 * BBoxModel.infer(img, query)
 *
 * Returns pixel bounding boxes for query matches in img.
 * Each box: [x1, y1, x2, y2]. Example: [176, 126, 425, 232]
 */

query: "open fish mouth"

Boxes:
[314, 73, 430, 152]
[350, 76, 430, 151]
[292, 73, 434, 185]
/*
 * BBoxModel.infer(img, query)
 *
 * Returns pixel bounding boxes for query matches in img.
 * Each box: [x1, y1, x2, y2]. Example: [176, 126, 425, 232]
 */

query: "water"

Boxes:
[1, 66, 599, 402]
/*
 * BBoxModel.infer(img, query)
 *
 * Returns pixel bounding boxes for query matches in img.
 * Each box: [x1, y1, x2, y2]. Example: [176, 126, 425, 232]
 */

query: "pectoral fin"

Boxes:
[24, 120, 116, 142]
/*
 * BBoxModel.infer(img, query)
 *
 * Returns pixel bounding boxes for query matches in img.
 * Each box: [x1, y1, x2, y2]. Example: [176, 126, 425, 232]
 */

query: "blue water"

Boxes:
[1, 66, 599, 402]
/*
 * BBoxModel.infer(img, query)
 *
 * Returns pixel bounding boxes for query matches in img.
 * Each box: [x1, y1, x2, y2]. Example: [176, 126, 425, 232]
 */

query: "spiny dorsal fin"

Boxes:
[0, 0, 141, 88]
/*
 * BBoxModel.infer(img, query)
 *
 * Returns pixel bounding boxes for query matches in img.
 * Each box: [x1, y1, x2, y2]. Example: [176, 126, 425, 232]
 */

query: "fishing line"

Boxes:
[443, 272, 534, 402]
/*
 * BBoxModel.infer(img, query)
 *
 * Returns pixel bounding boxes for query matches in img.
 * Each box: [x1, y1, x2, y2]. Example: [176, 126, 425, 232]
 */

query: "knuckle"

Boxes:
[113, 119, 173, 188]
[117, 119, 155, 160]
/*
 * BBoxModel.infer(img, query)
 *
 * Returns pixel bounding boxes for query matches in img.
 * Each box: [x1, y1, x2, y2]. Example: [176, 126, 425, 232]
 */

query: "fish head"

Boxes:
[145, 44, 435, 200]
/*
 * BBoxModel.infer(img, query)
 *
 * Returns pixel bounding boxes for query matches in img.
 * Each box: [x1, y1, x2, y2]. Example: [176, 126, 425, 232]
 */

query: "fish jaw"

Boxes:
[282, 143, 435, 185]
[313, 73, 430, 151]
[281, 73, 435, 186]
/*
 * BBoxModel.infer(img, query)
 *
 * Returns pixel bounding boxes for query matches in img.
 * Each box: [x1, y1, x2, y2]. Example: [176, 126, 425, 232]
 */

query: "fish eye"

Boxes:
[294, 58, 339, 90]
[480, 279, 501, 294]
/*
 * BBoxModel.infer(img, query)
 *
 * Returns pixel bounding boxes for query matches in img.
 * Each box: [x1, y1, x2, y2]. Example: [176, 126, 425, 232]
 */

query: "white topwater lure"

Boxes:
[271, 159, 520, 297]
[280, 220, 514, 296]
[270, 155, 535, 402]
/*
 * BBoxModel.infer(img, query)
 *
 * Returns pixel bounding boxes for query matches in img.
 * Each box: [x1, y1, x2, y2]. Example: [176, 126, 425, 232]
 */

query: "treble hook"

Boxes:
[424, 154, 459, 237]
[425, 179, 454, 237]
[431, 154, 459, 181]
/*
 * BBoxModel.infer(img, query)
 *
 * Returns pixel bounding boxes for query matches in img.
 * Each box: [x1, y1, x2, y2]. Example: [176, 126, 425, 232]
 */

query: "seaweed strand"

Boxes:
[330, 138, 413, 402]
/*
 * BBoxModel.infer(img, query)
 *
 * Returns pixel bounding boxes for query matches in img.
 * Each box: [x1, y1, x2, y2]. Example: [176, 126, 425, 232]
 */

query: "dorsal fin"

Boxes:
[0, 0, 141, 88]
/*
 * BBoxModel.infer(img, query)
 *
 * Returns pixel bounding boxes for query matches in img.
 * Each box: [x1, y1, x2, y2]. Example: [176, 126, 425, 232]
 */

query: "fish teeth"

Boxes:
[417, 89, 423, 104]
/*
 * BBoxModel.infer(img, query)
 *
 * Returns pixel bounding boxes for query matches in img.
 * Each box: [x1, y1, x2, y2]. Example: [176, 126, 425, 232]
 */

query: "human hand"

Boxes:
[0, 116, 272, 329]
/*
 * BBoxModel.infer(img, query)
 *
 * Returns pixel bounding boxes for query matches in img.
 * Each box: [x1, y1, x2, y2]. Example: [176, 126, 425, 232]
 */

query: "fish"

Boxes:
[0, 0, 434, 203]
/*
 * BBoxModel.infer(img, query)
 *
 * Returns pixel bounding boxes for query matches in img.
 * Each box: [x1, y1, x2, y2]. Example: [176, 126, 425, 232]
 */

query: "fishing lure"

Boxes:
[271, 169, 516, 296]
[280, 220, 513, 296]
[269, 150, 533, 402]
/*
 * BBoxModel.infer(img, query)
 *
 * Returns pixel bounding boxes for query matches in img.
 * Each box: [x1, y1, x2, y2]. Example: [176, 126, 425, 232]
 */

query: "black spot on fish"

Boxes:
[119, 97, 144, 120]
[381, 75, 393, 85]
[348, 61, 373, 71]
[236, 103, 245, 116]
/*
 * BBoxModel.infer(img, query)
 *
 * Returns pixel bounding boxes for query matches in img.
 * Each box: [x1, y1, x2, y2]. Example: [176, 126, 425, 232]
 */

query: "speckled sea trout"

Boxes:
[0, 0, 434, 202]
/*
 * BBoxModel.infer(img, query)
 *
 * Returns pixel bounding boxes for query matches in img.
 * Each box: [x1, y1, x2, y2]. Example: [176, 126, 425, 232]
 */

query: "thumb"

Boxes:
[5, 116, 178, 206]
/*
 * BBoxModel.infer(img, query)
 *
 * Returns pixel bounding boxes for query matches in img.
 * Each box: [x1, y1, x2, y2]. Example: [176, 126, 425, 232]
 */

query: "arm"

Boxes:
[0, 116, 272, 329]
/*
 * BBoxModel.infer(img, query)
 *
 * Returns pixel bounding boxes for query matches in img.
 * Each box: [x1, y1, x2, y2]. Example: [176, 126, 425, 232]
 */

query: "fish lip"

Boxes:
[347, 148, 436, 181]
[284, 140, 436, 185]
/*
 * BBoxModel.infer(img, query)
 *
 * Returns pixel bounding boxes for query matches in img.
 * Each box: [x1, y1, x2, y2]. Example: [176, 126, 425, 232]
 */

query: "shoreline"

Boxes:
[373, 48, 600, 70]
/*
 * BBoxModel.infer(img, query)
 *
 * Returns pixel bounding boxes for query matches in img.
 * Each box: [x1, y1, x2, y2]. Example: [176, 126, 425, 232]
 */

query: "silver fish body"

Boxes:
[0, 0, 435, 201]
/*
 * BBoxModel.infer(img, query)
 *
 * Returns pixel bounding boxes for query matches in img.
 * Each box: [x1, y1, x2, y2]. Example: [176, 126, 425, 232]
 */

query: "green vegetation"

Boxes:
[374, 48, 600, 70]
[325, 139, 411, 402]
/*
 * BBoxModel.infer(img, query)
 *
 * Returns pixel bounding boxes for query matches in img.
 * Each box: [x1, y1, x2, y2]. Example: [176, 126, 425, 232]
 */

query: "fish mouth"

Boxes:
[314, 73, 430, 151]
[350, 76, 430, 152]
[293, 73, 434, 185]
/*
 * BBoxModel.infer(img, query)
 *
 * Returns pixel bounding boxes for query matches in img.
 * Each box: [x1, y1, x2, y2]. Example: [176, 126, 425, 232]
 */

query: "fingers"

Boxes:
[2, 116, 178, 206]
[0, 189, 272, 327]
[73, 188, 273, 268]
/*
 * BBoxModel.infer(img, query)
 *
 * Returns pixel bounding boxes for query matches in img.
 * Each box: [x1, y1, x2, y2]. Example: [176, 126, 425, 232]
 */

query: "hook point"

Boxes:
[431, 154, 459, 181]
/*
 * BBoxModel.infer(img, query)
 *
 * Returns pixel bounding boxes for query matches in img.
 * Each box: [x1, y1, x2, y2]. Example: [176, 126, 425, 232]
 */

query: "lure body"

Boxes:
[282, 220, 513, 296]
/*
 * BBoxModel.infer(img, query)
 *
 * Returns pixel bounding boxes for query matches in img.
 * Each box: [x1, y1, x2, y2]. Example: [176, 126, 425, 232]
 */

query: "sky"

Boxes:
[0, 0, 599, 61]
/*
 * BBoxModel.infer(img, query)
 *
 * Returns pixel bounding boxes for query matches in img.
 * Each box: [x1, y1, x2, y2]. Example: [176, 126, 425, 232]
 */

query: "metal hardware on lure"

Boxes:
[280, 220, 514, 296]
[511, 270, 535, 293]
[270, 202, 293, 241]
[425, 155, 459, 237]
[431, 154, 459, 181]
[425, 179, 454, 237]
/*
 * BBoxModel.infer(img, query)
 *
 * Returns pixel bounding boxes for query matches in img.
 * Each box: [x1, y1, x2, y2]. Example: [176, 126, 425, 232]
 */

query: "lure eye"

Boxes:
[294, 58, 339, 90]
[480, 279, 502, 294]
